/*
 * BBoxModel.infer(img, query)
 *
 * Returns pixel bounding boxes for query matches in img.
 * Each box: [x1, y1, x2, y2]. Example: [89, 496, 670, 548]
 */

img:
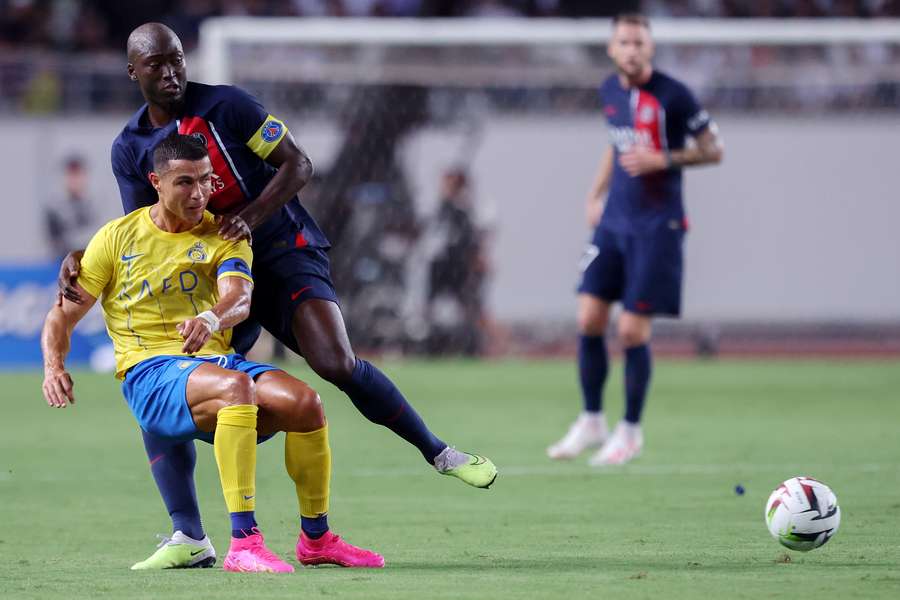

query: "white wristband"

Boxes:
[196, 310, 221, 333]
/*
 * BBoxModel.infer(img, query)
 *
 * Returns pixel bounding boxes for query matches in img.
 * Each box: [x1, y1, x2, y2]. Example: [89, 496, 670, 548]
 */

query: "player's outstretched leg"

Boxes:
[549, 294, 611, 460]
[291, 299, 497, 488]
[254, 370, 385, 567]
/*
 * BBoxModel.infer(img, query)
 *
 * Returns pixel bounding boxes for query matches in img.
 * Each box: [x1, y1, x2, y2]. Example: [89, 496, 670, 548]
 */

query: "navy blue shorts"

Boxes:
[121, 354, 280, 444]
[577, 226, 684, 317]
[231, 220, 339, 355]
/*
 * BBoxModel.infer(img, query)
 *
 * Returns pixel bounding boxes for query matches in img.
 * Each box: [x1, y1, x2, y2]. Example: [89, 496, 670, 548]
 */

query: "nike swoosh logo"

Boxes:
[190, 549, 205, 556]
[471, 455, 486, 466]
[243, 495, 254, 501]
[290, 286, 312, 301]
[121, 253, 144, 262]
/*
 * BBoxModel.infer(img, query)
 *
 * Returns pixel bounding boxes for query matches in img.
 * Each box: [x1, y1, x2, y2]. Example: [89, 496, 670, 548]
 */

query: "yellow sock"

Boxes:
[284, 425, 331, 517]
[214, 404, 258, 513]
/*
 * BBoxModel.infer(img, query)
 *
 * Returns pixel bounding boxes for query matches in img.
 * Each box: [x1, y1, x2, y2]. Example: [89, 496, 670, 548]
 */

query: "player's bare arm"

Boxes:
[41, 283, 97, 407]
[587, 147, 614, 227]
[619, 126, 723, 177]
[177, 275, 253, 354]
[219, 132, 314, 241]
[667, 125, 723, 168]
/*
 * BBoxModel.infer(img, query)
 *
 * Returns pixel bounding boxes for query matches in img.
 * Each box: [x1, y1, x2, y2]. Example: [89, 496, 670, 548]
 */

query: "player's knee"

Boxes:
[293, 386, 325, 428]
[618, 323, 650, 348]
[577, 308, 608, 336]
[222, 372, 256, 406]
[307, 350, 356, 385]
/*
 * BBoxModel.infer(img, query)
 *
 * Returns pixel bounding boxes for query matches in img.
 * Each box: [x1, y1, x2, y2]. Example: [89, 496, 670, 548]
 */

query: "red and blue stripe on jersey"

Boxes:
[600, 70, 710, 235]
[176, 115, 247, 213]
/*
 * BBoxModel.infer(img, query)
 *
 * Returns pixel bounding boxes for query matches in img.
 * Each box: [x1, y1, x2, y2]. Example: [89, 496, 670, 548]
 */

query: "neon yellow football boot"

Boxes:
[130, 531, 216, 570]
[436, 448, 498, 489]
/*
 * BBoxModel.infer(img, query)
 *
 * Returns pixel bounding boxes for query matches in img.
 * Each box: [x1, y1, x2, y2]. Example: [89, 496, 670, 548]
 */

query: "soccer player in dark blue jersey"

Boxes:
[58, 22, 496, 568]
[547, 14, 723, 466]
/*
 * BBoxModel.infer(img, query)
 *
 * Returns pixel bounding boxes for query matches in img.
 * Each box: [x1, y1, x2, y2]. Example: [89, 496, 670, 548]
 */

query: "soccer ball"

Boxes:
[765, 476, 841, 551]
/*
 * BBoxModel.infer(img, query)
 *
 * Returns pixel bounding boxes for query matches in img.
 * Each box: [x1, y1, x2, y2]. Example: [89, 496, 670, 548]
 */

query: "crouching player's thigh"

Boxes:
[190, 354, 326, 436]
[253, 370, 325, 435]
[121, 355, 259, 441]
[121, 354, 323, 441]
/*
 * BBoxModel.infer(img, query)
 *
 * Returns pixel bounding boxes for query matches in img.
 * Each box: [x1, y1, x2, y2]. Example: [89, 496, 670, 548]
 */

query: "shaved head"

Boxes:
[126, 22, 188, 118]
[127, 22, 182, 62]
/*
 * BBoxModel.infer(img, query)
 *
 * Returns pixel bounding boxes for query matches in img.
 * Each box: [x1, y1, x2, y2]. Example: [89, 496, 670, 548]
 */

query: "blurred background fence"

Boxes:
[2, 1, 900, 363]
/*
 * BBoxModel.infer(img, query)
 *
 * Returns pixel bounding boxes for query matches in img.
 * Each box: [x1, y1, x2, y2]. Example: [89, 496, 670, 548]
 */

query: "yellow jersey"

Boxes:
[77, 207, 253, 378]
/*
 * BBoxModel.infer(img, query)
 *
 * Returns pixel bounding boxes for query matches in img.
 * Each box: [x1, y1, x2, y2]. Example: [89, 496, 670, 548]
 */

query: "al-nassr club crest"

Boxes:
[187, 241, 207, 262]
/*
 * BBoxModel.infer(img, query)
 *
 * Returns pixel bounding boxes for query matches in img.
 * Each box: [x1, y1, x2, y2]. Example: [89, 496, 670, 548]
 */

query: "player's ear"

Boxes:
[127, 63, 137, 81]
[148, 171, 161, 191]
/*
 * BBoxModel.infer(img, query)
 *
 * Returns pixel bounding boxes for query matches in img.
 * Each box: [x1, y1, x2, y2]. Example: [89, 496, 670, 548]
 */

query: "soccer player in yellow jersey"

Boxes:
[41, 134, 383, 572]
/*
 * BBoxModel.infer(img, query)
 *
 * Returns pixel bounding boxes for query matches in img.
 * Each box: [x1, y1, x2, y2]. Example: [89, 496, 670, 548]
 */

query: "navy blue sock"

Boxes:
[578, 335, 609, 413]
[301, 514, 329, 539]
[141, 430, 205, 540]
[338, 359, 446, 464]
[230, 511, 257, 538]
[624, 345, 652, 424]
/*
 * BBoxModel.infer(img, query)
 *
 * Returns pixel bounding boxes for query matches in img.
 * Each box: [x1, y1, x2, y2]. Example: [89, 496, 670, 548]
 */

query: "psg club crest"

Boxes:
[261, 120, 283, 143]
[187, 242, 207, 262]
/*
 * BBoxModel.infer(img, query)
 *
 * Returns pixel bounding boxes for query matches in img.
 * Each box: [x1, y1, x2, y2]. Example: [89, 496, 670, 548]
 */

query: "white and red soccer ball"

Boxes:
[765, 476, 841, 551]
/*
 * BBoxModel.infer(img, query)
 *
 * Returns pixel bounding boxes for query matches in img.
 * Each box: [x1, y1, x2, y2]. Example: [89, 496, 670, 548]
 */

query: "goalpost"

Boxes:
[199, 17, 900, 85]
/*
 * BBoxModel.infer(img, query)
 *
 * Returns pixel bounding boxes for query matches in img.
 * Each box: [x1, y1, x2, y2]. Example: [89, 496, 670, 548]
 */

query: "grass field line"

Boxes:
[349, 462, 898, 478]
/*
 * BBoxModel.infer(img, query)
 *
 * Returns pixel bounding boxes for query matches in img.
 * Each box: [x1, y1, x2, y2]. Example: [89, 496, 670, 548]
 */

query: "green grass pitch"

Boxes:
[2, 359, 899, 599]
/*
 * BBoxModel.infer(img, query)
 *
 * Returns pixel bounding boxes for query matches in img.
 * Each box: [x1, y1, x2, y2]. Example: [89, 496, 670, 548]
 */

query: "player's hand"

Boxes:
[177, 318, 213, 354]
[43, 367, 75, 408]
[57, 250, 85, 305]
[619, 148, 668, 177]
[217, 214, 252, 244]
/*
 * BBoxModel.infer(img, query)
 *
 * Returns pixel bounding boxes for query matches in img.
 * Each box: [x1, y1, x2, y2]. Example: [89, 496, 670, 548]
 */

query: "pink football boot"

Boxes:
[295, 531, 385, 568]
[223, 529, 294, 573]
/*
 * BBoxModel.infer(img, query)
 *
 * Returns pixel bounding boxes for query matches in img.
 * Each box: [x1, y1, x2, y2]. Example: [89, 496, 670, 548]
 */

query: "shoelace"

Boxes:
[154, 533, 174, 549]
[329, 535, 376, 558]
[245, 536, 284, 563]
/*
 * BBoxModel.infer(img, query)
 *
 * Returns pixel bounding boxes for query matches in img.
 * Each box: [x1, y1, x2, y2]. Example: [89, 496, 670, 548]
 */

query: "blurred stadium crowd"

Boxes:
[2, 1, 899, 115]
[2, 1, 900, 53]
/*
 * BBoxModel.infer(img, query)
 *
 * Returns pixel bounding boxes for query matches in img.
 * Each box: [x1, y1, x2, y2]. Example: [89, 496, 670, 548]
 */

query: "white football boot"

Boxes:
[547, 413, 608, 460]
[588, 421, 643, 466]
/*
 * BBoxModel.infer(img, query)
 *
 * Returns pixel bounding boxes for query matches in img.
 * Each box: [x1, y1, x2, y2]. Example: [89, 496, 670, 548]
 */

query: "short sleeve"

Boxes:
[112, 140, 156, 215]
[219, 86, 289, 160]
[216, 239, 254, 285]
[674, 84, 711, 136]
[77, 223, 115, 299]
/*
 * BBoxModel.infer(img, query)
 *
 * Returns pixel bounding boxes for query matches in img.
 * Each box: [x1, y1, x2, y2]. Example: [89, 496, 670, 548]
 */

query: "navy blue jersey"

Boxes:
[599, 70, 711, 235]
[111, 82, 329, 248]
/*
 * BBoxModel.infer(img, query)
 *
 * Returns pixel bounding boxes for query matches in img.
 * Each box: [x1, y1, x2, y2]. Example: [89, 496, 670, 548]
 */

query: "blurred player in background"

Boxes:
[42, 134, 382, 572]
[43, 155, 98, 260]
[58, 22, 496, 567]
[548, 14, 723, 466]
